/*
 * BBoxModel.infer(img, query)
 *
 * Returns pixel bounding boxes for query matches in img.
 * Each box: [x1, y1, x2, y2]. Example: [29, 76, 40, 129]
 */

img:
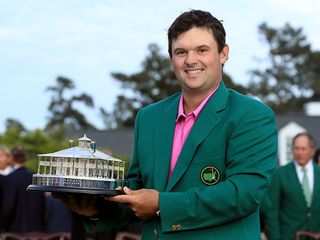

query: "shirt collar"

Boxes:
[294, 159, 314, 172]
[176, 83, 220, 122]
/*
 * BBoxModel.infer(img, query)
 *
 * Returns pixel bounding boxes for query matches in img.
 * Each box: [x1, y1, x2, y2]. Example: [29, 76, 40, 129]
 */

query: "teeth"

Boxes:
[186, 69, 202, 74]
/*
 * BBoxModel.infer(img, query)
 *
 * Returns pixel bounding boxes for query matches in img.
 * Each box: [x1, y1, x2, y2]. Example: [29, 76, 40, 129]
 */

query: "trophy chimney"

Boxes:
[91, 141, 96, 153]
[69, 140, 74, 148]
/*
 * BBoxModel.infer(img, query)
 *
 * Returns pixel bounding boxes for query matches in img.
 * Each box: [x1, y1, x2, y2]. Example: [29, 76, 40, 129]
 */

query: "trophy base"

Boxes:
[27, 184, 123, 196]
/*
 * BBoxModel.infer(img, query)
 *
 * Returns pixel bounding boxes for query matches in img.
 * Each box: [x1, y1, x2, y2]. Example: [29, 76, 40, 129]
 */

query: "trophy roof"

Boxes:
[37, 134, 123, 162]
[38, 146, 123, 162]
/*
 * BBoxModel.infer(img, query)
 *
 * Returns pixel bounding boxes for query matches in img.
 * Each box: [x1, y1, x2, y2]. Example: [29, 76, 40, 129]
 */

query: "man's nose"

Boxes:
[185, 51, 198, 65]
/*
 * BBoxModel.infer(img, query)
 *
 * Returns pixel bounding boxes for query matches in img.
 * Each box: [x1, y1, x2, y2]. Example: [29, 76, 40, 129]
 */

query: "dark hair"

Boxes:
[167, 9, 226, 58]
[292, 132, 316, 149]
[11, 146, 27, 163]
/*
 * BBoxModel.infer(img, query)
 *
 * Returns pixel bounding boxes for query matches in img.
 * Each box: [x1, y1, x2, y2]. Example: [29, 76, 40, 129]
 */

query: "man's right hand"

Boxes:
[52, 193, 99, 217]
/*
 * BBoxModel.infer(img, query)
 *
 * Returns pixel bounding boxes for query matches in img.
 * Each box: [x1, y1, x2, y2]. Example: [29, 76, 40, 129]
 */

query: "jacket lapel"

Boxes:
[153, 94, 180, 192]
[166, 83, 229, 192]
[311, 163, 320, 208]
[289, 163, 309, 207]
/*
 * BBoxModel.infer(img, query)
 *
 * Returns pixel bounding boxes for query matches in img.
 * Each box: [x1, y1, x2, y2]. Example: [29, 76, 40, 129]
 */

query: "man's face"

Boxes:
[0, 150, 9, 170]
[292, 135, 315, 166]
[171, 27, 228, 96]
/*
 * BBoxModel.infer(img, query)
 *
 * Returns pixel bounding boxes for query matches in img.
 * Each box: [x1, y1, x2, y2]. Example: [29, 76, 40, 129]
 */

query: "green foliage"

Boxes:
[46, 76, 96, 131]
[1, 119, 26, 147]
[248, 23, 320, 112]
[0, 119, 68, 172]
[5, 118, 26, 132]
[223, 72, 247, 94]
[106, 43, 180, 128]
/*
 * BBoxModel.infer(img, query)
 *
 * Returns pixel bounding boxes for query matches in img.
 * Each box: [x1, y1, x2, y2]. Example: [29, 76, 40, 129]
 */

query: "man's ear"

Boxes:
[219, 44, 229, 64]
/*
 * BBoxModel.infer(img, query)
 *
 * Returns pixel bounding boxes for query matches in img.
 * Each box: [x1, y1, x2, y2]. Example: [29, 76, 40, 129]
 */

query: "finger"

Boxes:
[122, 186, 143, 195]
[123, 186, 133, 195]
[105, 195, 127, 203]
[105, 194, 132, 204]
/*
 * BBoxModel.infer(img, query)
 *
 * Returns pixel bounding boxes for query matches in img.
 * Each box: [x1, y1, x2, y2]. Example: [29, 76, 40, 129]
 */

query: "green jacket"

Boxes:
[263, 162, 320, 240]
[84, 82, 278, 240]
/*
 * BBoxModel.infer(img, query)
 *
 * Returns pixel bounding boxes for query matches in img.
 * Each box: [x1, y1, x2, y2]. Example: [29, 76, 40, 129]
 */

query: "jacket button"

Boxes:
[171, 224, 182, 231]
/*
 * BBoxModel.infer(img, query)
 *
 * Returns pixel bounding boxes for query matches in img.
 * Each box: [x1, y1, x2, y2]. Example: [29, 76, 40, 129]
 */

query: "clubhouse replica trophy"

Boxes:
[27, 134, 125, 195]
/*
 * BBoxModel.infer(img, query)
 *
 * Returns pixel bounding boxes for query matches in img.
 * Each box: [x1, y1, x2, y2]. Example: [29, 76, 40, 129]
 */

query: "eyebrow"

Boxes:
[197, 44, 210, 49]
[173, 44, 210, 51]
[173, 48, 186, 53]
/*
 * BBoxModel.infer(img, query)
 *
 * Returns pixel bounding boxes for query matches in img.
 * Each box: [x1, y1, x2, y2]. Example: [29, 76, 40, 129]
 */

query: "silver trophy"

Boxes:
[27, 134, 125, 195]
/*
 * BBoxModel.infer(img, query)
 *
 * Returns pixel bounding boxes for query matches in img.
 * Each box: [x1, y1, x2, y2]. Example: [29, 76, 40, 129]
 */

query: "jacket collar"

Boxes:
[153, 82, 229, 192]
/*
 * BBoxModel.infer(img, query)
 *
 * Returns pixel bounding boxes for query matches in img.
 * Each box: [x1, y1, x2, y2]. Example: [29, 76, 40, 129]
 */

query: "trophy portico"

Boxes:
[28, 134, 125, 195]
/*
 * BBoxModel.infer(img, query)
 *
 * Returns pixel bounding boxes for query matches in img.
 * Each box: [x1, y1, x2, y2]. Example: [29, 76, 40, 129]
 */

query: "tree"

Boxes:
[248, 23, 320, 112]
[103, 43, 245, 128]
[0, 120, 69, 172]
[107, 44, 180, 127]
[5, 118, 26, 133]
[46, 76, 96, 131]
[1, 118, 26, 147]
[223, 72, 248, 95]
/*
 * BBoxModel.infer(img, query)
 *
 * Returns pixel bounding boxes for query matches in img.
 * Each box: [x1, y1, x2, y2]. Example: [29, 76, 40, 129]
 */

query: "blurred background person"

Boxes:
[0, 146, 45, 233]
[262, 133, 320, 240]
[0, 146, 13, 176]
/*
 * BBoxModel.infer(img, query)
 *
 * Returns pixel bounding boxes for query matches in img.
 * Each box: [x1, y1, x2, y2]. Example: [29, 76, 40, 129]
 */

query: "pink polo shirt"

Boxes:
[168, 84, 220, 179]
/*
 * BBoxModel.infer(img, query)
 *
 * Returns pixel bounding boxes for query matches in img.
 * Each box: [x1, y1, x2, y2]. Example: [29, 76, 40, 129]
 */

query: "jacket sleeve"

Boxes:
[159, 104, 278, 232]
[263, 170, 281, 240]
[82, 111, 143, 233]
[82, 201, 138, 233]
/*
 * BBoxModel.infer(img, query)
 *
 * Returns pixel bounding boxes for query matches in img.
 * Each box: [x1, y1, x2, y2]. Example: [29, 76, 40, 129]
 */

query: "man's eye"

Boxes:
[175, 50, 186, 56]
[198, 48, 208, 54]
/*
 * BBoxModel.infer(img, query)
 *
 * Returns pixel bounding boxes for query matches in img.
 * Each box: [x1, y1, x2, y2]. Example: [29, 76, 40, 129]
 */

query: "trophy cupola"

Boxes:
[78, 134, 92, 148]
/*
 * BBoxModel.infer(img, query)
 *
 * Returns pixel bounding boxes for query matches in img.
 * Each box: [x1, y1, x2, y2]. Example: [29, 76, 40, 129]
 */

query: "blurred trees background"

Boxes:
[1, 22, 319, 171]
[46, 76, 96, 131]
[100, 44, 180, 128]
[248, 23, 320, 112]
[0, 77, 99, 172]
[0, 118, 68, 171]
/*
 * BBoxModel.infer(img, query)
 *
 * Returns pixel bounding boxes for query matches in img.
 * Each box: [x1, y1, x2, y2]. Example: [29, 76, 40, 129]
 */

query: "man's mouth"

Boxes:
[186, 69, 202, 73]
[185, 68, 204, 75]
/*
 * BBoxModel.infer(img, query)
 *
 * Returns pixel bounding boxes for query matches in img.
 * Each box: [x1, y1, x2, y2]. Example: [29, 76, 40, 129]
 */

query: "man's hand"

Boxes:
[52, 193, 99, 217]
[106, 187, 159, 220]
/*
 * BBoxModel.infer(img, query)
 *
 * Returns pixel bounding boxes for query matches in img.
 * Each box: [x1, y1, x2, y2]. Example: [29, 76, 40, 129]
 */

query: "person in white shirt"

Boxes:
[262, 132, 320, 240]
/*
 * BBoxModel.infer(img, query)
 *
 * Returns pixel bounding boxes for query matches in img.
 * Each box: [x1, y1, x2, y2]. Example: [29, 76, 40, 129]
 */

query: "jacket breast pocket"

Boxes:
[192, 148, 226, 163]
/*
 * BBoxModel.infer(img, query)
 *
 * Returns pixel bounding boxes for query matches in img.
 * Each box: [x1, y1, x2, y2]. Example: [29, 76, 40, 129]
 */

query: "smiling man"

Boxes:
[61, 10, 278, 240]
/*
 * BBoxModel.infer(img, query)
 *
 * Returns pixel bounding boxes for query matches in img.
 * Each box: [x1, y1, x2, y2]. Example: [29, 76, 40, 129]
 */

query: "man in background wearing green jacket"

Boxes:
[263, 133, 320, 240]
